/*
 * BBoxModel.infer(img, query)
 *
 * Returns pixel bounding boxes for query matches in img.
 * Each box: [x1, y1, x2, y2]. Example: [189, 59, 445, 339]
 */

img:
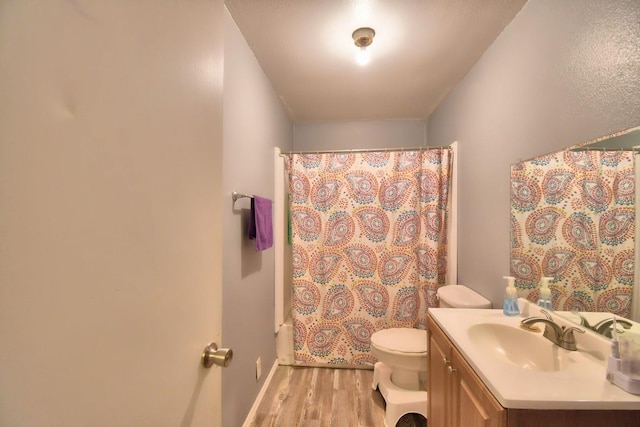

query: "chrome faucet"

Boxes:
[571, 310, 633, 338]
[593, 318, 633, 338]
[521, 310, 585, 351]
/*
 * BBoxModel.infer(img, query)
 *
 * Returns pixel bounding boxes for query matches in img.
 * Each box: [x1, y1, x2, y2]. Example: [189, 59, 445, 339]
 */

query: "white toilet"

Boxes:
[371, 328, 427, 391]
[371, 284, 491, 427]
[371, 328, 428, 427]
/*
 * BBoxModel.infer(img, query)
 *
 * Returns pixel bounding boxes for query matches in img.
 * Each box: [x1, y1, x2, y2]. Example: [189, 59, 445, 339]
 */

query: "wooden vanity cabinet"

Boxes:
[428, 321, 451, 427]
[427, 312, 640, 427]
[428, 312, 505, 427]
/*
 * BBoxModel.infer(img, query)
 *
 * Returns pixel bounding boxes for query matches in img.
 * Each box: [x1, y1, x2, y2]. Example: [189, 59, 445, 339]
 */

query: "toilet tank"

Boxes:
[437, 285, 492, 309]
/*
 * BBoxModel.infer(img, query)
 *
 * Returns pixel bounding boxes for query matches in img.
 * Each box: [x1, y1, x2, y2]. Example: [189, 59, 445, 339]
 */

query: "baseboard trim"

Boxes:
[242, 358, 279, 427]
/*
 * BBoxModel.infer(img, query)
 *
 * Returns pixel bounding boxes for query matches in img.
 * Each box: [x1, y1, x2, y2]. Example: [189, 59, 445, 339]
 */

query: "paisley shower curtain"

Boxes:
[288, 149, 452, 367]
[510, 149, 635, 318]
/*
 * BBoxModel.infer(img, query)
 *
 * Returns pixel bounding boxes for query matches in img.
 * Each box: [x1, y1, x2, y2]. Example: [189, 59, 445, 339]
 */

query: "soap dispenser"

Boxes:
[502, 276, 520, 316]
[537, 276, 554, 310]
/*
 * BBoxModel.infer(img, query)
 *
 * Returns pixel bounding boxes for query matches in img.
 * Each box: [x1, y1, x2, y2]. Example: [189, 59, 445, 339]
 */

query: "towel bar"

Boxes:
[232, 191, 253, 207]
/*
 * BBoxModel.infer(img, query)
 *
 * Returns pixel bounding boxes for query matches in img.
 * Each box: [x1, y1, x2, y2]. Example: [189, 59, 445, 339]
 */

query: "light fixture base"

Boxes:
[352, 27, 375, 48]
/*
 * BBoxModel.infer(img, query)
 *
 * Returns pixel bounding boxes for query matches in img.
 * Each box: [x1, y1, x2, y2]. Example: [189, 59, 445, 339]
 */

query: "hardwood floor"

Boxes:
[247, 365, 427, 427]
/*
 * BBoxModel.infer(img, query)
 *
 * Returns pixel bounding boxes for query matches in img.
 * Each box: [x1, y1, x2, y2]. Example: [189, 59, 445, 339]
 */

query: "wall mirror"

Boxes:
[510, 126, 640, 337]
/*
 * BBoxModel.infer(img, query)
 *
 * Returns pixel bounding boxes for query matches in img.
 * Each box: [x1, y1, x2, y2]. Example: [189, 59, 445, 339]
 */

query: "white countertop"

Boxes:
[428, 305, 640, 410]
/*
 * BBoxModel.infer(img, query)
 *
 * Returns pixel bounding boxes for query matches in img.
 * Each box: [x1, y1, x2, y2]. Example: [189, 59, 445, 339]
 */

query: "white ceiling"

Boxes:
[225, 0, 527, 123]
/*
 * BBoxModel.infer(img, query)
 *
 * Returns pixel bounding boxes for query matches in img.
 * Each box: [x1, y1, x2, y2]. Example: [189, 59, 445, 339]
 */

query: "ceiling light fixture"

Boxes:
[352, 27, 375, 66]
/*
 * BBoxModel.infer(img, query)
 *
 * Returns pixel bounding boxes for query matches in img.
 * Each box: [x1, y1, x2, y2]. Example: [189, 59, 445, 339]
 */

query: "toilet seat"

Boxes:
[371, 328, 427, 354]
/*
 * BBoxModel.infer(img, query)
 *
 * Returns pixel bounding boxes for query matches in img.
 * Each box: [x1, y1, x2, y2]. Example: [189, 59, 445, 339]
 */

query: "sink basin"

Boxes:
[468, 323, 572, 372]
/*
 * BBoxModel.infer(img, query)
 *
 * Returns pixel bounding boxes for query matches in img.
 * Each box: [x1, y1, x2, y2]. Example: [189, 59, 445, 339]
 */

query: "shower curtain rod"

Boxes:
[279, 145, 452, 156]
[569, 147, 640, 152]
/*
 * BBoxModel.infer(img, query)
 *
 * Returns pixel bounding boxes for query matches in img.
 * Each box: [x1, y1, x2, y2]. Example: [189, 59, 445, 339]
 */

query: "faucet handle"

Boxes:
[561, 326, 585, 351]
[540, 309, 553, 320]
[570, 310, 592, 328]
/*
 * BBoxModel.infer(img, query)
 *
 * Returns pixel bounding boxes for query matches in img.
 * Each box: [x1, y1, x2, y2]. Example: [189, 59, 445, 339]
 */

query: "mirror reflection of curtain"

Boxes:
[288, 149, 452, 366]
[511, 150, 635, 318]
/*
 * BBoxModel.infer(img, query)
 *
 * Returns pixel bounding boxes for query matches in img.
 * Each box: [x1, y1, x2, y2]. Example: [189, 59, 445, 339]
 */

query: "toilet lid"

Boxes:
[437, 285, 492, 308]
[370, 328, 427, 354]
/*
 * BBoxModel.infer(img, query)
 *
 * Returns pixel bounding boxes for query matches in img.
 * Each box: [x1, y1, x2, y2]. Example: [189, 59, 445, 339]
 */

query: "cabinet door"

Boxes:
[452, 348, 506, 427]
[429, 332, 451, 427]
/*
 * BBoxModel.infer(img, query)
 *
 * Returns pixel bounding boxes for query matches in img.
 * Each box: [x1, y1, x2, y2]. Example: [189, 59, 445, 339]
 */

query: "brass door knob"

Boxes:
[202, 342, 233, 368]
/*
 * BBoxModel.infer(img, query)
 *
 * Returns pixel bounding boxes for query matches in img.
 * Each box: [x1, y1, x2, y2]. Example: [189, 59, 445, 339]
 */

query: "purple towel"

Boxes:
[248, 196, 273, 251]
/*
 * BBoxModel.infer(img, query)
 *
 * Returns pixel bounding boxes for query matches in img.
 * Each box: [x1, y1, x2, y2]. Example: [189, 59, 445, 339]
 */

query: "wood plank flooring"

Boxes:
[247, 365, 427, 427]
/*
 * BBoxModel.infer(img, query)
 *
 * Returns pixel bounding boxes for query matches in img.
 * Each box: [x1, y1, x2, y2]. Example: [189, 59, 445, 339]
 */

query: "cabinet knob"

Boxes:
[448, 365, 457, 374]
[443, 356, 450, 365]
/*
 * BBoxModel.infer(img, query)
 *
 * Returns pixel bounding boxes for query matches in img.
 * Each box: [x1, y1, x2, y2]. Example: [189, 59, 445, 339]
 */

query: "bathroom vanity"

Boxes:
[429, 313, 505, 426]
[427, 308, 640, 427]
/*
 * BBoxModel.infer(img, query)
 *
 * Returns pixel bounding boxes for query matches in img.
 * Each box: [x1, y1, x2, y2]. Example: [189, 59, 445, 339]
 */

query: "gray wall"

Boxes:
[224, 0, 640, 421]
[222, 9, 293, 427]
[428, 0, 640, 307]
[294, 120, 427, 151]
